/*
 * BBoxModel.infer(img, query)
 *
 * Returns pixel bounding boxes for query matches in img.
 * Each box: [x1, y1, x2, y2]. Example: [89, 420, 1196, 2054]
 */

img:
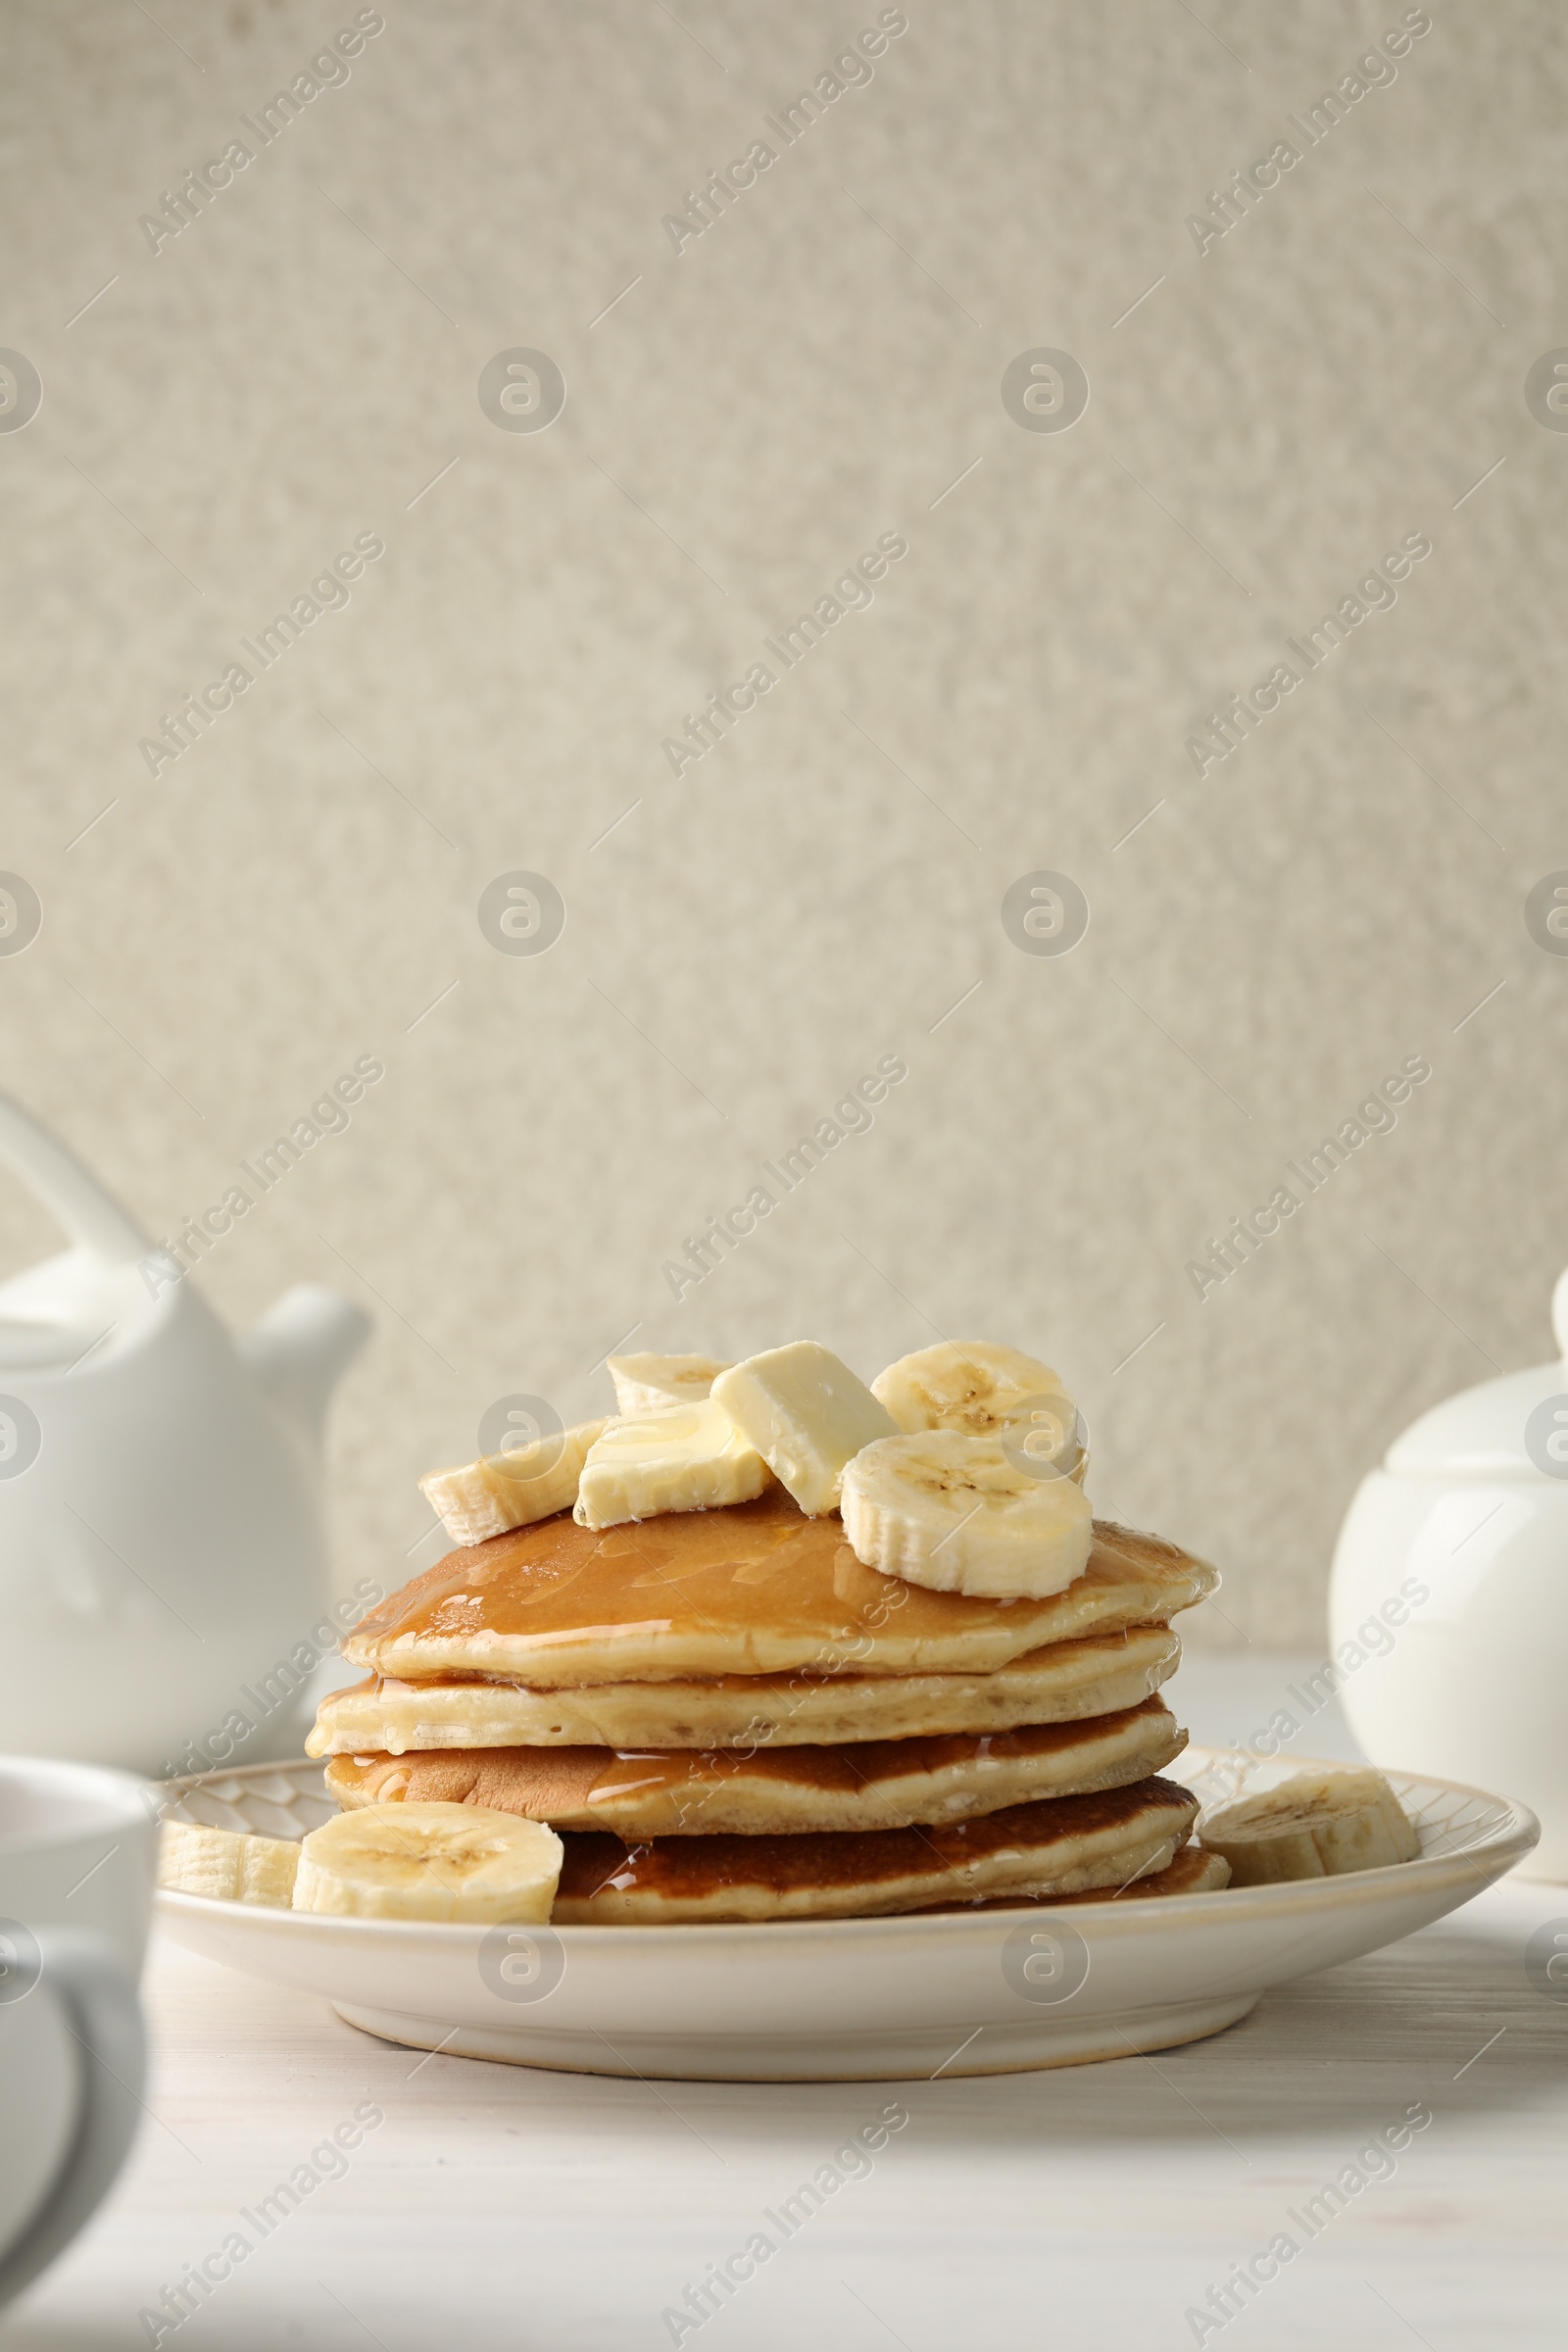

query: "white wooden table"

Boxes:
[6, 1664, 1566, 2352]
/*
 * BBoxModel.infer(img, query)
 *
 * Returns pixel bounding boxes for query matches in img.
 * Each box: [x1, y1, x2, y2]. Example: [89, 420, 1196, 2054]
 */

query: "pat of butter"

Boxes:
[574, 1396, 767, 1530]
[711, 1342, 897, 1517]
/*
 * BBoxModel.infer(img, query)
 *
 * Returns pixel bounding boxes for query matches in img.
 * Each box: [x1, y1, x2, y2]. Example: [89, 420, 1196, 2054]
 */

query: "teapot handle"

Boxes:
[1552, 1267, 1568, 1362]
[0, 1087, 149, 1262]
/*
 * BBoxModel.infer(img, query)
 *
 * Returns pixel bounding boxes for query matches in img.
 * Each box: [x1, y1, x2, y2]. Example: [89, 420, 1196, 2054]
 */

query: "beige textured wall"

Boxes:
[3, 0, 1563, 1647]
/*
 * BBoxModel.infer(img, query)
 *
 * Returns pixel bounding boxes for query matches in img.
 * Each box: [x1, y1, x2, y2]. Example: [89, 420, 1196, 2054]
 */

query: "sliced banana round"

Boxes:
[871, 1342, 1087, 1482]
[292, 1802, 564, 1923]
[158, 1819, 301, 1908]
[840, 1431, 1094, 1598]
[608, 1351, 730, 1415]
[1198, 1767, 1420, 1886]
[420, 1418, 606, 1547]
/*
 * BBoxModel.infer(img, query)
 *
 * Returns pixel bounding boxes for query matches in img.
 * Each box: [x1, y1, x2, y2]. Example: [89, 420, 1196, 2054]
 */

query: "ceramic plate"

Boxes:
[154, 1750, 1538, 2082]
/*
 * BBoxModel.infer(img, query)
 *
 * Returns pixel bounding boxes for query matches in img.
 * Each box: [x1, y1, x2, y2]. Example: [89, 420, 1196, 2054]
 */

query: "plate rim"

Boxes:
[152, 1746, 1540, 1949]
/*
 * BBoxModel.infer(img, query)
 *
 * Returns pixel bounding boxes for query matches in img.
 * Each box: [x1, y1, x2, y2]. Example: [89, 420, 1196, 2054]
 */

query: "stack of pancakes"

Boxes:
[308, 1489, 1225, 1923]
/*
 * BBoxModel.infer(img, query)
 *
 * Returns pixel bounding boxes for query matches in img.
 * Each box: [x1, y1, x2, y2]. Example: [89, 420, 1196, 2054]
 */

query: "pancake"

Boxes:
[1055, 1844, 1229, 1900]
[343, 1493, 1216, 1688]
[322, 1695, 1186, 1837]
[548, 1777, 1200, 1923]
[919, 1840, 1231, 1911]
[307, 1623, 1182, 1755]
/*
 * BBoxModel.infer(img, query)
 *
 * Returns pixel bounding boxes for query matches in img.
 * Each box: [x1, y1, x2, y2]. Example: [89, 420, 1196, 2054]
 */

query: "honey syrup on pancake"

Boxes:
[348, 1490, 1208, 1675]
[556, 1777, 1198, 1901]
[373, 1491, 975, 1647]
[579, 1694, 1178, 1800]
[322, 1696, 1179, 1812]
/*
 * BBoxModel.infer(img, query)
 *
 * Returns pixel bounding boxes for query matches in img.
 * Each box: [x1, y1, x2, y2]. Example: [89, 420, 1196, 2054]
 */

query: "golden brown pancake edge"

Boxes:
[321, 1696, 1187, 1837]
[545, 1777, 1200, 1923]
[306, 1623, 1183, 1753]
[340, 1494, 1217, 1688]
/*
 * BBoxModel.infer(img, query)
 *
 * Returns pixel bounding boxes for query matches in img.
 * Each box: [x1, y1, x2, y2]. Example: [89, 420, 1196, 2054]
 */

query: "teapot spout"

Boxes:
[237, 1285, 371, 1447]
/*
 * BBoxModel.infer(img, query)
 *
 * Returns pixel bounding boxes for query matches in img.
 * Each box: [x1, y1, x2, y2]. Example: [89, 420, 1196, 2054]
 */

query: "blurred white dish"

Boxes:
[0, 1755, 157, 2309]
[153, 1751, 1536, 2082]
[0, 1087, 369, 1774]
[1331, 1262, 1568, 1880]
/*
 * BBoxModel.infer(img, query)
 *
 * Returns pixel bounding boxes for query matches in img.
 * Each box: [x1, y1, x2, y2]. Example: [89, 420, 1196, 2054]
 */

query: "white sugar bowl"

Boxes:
[1330, 1267, 1568, 1879]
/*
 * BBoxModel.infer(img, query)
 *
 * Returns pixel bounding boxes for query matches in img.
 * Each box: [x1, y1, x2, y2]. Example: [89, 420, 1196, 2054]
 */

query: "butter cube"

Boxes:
[711, 1342, 898, 1517]
[573, 1396, 767, 1530]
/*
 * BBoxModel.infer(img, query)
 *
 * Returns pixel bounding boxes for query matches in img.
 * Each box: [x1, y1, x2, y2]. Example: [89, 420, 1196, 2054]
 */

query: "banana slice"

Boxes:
[292, 1802, 563, 1923]
[1198, 1768, 1421, 1886]
[710, 1341, 898, 1516]
[573, 1396, 767, 1530]
[420, 1418, 606, 1546]
[871, 1343, 1087, 1482]
[158, 1818, 301, 1907]
[841, 1431, 1094, 1597]
[609, 1351, 730, 1415]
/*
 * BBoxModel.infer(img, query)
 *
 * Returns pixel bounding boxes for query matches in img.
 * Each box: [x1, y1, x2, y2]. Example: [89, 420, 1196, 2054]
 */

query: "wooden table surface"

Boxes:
[6, 1665, 1566, 2352]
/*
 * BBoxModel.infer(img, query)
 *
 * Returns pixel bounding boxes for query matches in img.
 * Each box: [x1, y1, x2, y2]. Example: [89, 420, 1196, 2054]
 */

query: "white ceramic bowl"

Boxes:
[1333, 1469, 1568, 1878]
[1330, 1265, 1568, 1880]
[155, 1752, 1538, 2082]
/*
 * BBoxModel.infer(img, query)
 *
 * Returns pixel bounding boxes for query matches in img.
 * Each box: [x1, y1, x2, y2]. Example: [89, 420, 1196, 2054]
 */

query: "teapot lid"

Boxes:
[1384, 1266, 1568, 1481]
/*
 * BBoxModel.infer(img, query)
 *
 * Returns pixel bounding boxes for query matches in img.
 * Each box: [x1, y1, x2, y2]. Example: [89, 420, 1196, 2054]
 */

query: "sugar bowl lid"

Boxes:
[1383, 1267, 1568, 1481]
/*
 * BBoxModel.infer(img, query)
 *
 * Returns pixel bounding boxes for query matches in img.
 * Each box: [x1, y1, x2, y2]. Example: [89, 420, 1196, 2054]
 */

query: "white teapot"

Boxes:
[0, 1090, 369, 1775]
[1331, 1266, 1568, 1880]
